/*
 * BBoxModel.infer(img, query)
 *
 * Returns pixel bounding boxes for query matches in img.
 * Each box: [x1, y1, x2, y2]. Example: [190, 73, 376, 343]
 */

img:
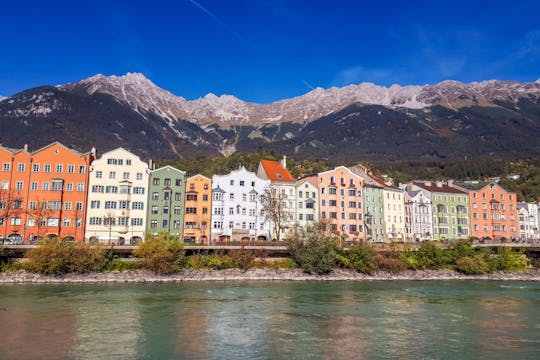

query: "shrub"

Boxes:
[25, 238, 107, 274]
[346, 243, 376, 273]
[286, 224, 337, 274]
[133, 237, 184, 274]
[371, 253, 407, 273]
[402, 242, 448, 270]
[455, 255, 490, 275]
[104, 259, 142, 272]
[229, 247, 256, 272]
[488, 247, 529, 271]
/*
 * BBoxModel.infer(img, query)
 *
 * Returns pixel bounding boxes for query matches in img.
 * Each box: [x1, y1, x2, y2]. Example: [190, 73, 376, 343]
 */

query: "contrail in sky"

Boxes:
[187, 0, 252, 46]
[302, 80, 315, 90]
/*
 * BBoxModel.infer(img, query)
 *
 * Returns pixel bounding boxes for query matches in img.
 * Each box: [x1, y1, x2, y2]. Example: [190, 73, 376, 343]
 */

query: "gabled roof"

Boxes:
[259, 159, 294, 183]
[296, 175, 318, 188]
[212, 186, 225, 193]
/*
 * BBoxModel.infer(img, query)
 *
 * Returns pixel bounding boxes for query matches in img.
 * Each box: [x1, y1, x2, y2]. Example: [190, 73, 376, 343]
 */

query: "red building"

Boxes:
[0, 142, 95, 243]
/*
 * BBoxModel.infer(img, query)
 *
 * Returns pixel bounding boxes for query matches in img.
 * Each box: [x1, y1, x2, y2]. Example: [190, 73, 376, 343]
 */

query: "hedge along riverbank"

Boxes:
[0, 231, 537, 276]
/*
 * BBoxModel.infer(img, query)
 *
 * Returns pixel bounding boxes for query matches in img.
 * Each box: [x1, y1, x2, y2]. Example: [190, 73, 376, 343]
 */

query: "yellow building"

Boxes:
[183, 174, 211, 243]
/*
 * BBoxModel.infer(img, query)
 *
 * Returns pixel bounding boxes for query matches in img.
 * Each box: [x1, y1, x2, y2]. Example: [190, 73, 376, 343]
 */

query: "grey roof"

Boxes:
[249, 189, 258, 195]
[212, 186, 225, 193]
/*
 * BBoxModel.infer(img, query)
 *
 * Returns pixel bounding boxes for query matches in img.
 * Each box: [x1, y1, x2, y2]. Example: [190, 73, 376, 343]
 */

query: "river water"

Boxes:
[0, 281, 539, 359]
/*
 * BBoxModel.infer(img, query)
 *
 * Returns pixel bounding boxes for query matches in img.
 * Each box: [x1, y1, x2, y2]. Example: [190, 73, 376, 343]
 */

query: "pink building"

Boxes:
[318, 166, 365, 242]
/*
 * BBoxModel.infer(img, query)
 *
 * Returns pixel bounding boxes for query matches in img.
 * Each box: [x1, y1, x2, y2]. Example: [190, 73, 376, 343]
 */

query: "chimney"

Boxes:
[447, 180, 454, 187]
[281, 155, 287, 168]
[436, 181, 443, 188]
[425, 181, 432, 187]
[148, 159, 153, 170]
[24, 144, 28, 151]
[91, 147, 96, 157]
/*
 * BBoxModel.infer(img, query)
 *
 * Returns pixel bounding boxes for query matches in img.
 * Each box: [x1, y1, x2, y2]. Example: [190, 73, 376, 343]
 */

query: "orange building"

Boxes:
[454, 181, 518, 240]
[183, 174, 212, 243]
[318, 166, 365, 242]
[0, 142, 94, 243]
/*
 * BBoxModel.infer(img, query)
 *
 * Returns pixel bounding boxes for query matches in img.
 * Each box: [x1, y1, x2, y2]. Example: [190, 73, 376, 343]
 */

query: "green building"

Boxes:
[408, 181, 469, 241]
[146, 165, 186, 237]
[363, 185, 386, 242]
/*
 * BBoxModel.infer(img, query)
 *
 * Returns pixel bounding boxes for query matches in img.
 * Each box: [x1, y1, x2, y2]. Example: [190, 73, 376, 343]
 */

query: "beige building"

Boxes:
[295, 176, 319, 229]
[382, 187, 406, 241]
[84, 148, 150, 244]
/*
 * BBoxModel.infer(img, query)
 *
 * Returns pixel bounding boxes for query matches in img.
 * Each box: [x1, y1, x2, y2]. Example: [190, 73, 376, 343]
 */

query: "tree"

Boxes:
[0, 187, 24, 238]
[260, 187, 289, 242]
[286, 223, 338, 274]
[26, 199, 55, 241]
[103, 212, 116, 242]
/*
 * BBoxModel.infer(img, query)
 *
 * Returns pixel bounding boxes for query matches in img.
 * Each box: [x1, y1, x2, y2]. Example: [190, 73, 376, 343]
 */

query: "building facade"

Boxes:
[404, 190, 433, 241]
[85, 148, 149, 244]
[0, 142, 94, 243]
[406, 181, 470, 241]
[454, 181, 518, 240]
[382, 187, 406, 241]
[146, 166, 186, 238]
[211, 167, 270, 242]
[257, 157, 297, 241]
[318, 166, 365, 242]
[295, 176, 319, 229]
[183, 174, 212, 243]
[518, 202, 539, 240]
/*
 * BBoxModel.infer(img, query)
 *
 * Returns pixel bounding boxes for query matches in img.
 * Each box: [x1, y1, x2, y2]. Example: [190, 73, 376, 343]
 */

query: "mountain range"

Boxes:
[1, 73, 540, 161]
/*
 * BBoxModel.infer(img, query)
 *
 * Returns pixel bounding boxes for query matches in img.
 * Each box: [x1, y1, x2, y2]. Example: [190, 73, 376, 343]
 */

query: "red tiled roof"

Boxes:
[298, 175, 318, 187]
[260, 159, 294, 182]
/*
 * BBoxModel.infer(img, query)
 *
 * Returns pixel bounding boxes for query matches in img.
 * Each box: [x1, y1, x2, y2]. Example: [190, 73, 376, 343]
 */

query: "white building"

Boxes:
[405, 190, 433, 241]
[295, 176, 319, 228]
[257, 157, 297, 240]
[518, 202, 539, 240]
[383, 187, 406, 241]
[84, 148, 150, 244]
[211, 167, 270, 242]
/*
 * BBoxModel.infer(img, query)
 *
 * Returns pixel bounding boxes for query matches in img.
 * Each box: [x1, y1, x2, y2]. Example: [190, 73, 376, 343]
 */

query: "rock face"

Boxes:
[1, 73, 540, 160]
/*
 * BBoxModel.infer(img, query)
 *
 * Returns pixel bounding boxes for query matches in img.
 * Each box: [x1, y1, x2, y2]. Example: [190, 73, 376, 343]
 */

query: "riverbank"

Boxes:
[1, 268, 540, 284]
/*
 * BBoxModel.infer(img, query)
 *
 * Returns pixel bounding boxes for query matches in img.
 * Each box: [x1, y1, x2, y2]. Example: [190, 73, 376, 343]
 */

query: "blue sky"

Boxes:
[1, 0, 539, 103]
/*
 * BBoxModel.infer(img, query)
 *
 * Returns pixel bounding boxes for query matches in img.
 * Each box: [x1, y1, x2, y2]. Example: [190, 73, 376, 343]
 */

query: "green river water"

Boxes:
[0, 281, 539, 359]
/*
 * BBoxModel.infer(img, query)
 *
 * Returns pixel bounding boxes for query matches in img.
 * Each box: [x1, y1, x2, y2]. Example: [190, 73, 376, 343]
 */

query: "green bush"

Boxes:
[104, 259, 142, 271]
[402, 242, 449, 270]
[134, 237, 184, 274]
[229, 247, 257, 272]
[488, 247, 529, 271]
[286, 224, 337, 274]
[455, 255, 490, 275]
[25, 238, 107, 274]
[346, 243, 376, 273]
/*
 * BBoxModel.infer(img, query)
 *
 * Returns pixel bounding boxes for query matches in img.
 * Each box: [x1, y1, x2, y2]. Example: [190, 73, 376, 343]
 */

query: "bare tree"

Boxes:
[26, 199, 55, 241]
[260, 187, 290, 242]
[103, 211, 116, 243]
[0, 187, 23, 238]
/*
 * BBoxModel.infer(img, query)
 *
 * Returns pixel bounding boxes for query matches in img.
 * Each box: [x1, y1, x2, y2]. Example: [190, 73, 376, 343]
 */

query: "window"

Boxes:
[118, 217, 129, 226]
[133, 187, 145, 195]
[185, 221, 197, 229]
[32, 163, 39, 172]
[48, 201, 61, 210]
[105, 186, 118, 193]
[175, 179, 182, 186]
[64, 202, 72, 210]
[126, 159, 132, 165]
[63, 218, 71, 227]
[240, 181, 245, 186]
[187, 194, 197, 201]
[56, 164, 63, 173]
[92, 185, 104, 193]
[164, 178, 171, 187]
[66, 183, 73, 191]
[109, 171, 116, 179]
[52, 181, 63, 191]
[132, 202, 144, 210]
[44, 164, 51, 173]
[119, 201, 130, 209]
[229, 193, 234, 200]
[153, 178, 160, 186]
[77, 183, 84, 192]
[96, 171, 102, 178]
[136, 173, 143, 180]
[67, 164, 75, 174]
[78, 165, 86, 174]
[329, 188, 337, 195]
[152, 192, 159, 200]
[229, 180, 234, 186]
[186, 207, 197, 214]
[174, 206, 181, 215]
[16, 181, 23, 190]
[17, 163, 25, 172]
[90, 201, 100, 209]
[31, 181, 38, 191]
[150, 220, 158, 229]
[89, 217, 102, 225]
[76, 202, 83, 211]
[105, 201, 117, 209]
[28, 201, 37, 210]
[119, 185, 131, 194]
[131, 218, 143, 226]
[123, 172, 130, 180]
[2, 163, 10, 172]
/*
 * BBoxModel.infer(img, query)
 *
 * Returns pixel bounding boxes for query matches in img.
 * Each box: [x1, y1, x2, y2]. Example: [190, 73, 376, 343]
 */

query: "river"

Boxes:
[0, 281, 539, 359]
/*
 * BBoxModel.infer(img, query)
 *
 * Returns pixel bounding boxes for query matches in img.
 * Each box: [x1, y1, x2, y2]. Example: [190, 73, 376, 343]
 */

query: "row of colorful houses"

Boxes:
[1, 142, 539, 244]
